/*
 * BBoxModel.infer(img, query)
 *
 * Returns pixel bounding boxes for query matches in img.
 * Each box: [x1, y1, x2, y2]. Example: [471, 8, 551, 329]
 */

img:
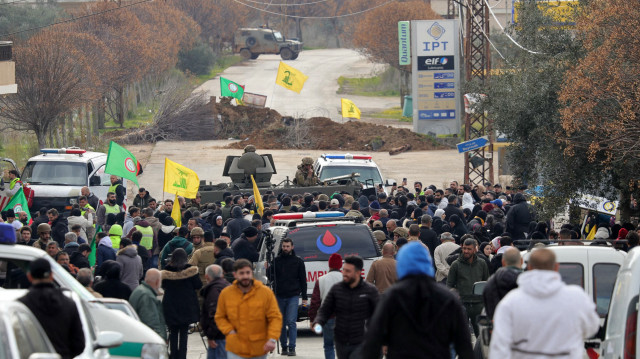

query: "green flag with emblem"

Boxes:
[105, 141, 140, 186]
[220, 77, 245, 100]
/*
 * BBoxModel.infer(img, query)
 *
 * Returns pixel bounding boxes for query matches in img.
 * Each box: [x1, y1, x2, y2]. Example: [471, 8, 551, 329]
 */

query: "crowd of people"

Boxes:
[7, 173, 636, 359]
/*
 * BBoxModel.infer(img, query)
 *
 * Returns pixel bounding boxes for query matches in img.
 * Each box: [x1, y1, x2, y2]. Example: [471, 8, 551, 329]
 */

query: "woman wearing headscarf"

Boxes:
[211, 215, 224, 238]
[161, 248, 203, 359]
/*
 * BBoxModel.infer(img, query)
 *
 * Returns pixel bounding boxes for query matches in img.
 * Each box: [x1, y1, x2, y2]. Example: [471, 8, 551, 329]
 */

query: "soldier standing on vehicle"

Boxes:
[267, 238, 308, 356]
[295, 157, 319, 186]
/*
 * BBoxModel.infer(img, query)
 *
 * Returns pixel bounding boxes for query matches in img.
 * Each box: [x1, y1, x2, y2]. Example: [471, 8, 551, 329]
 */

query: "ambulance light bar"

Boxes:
[273, 211, 345, 220]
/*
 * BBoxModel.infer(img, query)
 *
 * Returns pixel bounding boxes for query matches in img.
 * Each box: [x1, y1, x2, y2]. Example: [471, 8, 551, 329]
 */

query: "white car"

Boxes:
[21, 148, 127, 216]
[313, 154, 393, 191]
[1, 289, 123, 359]
[0, 297, 60, 359]
[0, 240, 167, 359]
[602, 246, 640, 358]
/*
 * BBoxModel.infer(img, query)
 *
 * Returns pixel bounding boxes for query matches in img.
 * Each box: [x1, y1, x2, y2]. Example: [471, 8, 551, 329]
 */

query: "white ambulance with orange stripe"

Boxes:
[254, 211, 382, 320]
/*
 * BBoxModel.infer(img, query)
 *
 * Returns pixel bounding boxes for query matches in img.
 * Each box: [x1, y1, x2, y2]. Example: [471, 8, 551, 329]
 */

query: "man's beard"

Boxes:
[238, 278, 252, 288]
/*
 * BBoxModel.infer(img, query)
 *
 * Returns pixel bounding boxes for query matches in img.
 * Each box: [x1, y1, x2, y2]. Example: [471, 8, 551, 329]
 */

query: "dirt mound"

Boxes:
[224, 108, 446, 152]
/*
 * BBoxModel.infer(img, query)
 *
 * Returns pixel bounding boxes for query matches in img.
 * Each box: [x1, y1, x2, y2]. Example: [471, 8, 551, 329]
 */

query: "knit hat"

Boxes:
[243, 226, 259, 237]
[618, 228, 629, 240]
[328, 253, 343, 270]
[109, 224, 123, 237]
[369, 201, 381, 210]
[396, 241, 434, 279]
[482, 203, 494, 213]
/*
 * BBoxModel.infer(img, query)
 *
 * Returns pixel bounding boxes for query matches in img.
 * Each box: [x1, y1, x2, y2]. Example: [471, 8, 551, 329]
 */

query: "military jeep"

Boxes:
[234, 27, 302, 60]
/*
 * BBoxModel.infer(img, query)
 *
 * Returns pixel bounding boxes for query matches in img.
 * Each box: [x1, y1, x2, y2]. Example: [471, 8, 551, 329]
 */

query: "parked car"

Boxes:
[602, 246, 640, 358]
[0, 294, 60, 359]
[475, 245, 626, 358]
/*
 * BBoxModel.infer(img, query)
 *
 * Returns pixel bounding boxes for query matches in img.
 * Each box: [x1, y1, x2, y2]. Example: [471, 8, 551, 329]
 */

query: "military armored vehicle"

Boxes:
[234, 27, 302, 60]
[198, 148, 363, 204]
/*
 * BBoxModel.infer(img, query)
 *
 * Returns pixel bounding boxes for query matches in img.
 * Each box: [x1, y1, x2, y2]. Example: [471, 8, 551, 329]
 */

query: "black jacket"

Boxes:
[94, 260, 132, 300]
[112, 180, 126, 206]
[419, 227, 439, 262]
[506, 193, 535, 239]
[30, 214, 49, 239]
[227, 207, 251, 241]
[161, 264, 203, 326]
[482, 266, 521, 319]
[231, 234, 259, 262]
[214, 247, 234, 265]
[315, 278, 379, 345]
[361, 275, 473, 359]
[70, 251, 90, 269]
[444, 204, 465, 223]
[200, 278, 230, 340]
[50, 216, 69, 248]
[19, 283, 86, 359]
[268, 250, 308, 300]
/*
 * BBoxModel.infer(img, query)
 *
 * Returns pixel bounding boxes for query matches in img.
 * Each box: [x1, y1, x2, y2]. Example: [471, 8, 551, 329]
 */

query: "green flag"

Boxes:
[220, 77, 245, 100]
[3, 188, 31, 224]
[105, 141, 140, 186]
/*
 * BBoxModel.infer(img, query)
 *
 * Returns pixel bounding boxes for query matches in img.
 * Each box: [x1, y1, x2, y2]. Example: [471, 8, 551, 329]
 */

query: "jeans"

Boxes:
[168, 324, 190, 359]
[334, 341, 363, 359]
[226, 352, 266, 359]
[206, 340, 226, 359]
[462, 302, 483, 338]
[277, 296, 299, 351]
[323, 318, 336, 359]
[149, 254, 159, 269]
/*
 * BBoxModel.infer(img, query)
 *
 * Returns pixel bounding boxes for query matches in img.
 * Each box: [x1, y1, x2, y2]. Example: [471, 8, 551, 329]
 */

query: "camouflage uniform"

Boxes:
[295, 157, 318, 186]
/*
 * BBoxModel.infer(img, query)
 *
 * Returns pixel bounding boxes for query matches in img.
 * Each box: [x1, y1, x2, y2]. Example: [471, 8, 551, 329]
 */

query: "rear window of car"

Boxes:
[558, 263, 584, 288]
[593, 263, 620, 317]
[285, 225, 380, 261]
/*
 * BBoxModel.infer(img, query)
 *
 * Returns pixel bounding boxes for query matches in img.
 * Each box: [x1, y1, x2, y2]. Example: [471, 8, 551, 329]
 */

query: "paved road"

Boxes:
[195, 49, 400, 121]
[187, 322, 325, 359]
[131, 141, 480, 202]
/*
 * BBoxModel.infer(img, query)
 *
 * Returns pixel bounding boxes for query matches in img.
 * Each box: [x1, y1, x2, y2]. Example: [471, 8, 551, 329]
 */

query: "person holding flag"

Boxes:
[105, 141, 143, 206]
[5, 170, 22, 198]
[2, 188, 32, 228]
[164, 158, 200, 227]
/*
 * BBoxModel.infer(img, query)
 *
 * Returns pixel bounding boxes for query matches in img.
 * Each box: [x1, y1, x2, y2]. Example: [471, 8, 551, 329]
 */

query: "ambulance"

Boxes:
[255, 211, 382, 320]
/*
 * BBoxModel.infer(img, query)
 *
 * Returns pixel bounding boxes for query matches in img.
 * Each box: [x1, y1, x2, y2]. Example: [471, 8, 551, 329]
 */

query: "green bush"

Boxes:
[177, 43, 217, 76]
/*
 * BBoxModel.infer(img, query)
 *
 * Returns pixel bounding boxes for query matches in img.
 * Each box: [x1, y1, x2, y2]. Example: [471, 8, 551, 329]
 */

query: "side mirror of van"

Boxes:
[89, 176, 101, 186]
[473, 281, 487, 295]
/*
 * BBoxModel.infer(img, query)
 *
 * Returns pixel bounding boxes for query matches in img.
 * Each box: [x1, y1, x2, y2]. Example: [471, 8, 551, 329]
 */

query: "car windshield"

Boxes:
[273, 31, 284, 42]
[319, 166, 383, 184]
[22, 161, 87, 186]
[285, 225, 380, 261]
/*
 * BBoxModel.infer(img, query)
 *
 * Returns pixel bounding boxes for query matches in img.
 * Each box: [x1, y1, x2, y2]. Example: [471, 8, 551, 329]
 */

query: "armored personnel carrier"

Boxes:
[198, 147, 363, 203]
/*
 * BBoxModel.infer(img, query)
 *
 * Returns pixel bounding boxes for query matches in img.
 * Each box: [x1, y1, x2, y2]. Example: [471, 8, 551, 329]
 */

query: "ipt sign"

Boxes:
[411, 20, 460, 136]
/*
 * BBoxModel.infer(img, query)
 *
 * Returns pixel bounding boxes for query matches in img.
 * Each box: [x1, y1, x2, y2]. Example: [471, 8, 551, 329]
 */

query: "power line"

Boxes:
[0, 0, 153, 37]
[461, 0, 507, 61]
[242, 0, 331, 6]
[232, 0, 395, 19]
[483, 0, 543, 54]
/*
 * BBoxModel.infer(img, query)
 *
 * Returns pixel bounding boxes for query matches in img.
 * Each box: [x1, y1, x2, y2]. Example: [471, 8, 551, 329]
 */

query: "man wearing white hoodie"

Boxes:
[489, 248, 600, 359]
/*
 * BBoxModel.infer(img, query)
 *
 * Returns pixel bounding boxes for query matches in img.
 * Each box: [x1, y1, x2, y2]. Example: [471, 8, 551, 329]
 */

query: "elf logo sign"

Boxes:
[418, 56, 455, 70]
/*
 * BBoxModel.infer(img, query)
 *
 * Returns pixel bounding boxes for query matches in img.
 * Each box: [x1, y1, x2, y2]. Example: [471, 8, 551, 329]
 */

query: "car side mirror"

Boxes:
[94, 331, 124, 349]
[28, 354, 61, 359]
[473, 281, 487, 295]
[89, 176, 101, 186]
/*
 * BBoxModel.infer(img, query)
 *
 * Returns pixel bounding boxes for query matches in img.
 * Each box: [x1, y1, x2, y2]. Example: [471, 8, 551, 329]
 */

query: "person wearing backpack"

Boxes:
[160, 227, 193, 269]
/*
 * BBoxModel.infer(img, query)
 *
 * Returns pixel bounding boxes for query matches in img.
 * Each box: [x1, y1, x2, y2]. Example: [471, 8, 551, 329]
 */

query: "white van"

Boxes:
[21, 148, 126, 216]
[255, 211, 382, 319]
[602, 246, 640, 358]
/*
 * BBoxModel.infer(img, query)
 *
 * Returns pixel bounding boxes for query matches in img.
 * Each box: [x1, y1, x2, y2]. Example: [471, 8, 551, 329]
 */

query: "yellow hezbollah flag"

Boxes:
[341, 98, 361, 119]
[163, 158, 200, 198]
[171, 194, 182, 227]
[250, 175, 264, 216]
[275, 61, 308, 94]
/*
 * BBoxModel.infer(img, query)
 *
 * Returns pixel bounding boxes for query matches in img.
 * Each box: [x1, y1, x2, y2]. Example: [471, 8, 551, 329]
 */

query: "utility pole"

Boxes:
[463, 0, 494, 186]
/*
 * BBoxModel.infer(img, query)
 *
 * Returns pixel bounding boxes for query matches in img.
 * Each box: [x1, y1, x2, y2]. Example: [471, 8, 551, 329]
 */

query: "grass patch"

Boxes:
[194, 55, 244, 85]
[369, 107, 412, 122]
[302, 46, 323, 51]
[337, 66, 401, 97]
[101, 103, 155, 131]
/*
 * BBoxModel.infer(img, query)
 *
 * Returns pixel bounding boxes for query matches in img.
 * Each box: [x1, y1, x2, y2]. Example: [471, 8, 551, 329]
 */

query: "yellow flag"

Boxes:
[341, 98, 361, 119]
[163, 158, 200, 198]
[250, 175, 264, 216]
[586, 224, 596, 240]
[171, 193, 182, 227]
[275, 61, 308, 94]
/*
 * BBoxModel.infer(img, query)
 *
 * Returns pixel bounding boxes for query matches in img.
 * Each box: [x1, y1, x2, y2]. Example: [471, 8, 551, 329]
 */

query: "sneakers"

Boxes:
[288, 349, 296, 356]
[280, 350, 289, 356]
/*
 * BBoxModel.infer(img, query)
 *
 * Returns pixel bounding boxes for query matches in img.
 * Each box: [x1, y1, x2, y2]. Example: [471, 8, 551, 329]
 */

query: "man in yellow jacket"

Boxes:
[215, 259, 282, 359]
